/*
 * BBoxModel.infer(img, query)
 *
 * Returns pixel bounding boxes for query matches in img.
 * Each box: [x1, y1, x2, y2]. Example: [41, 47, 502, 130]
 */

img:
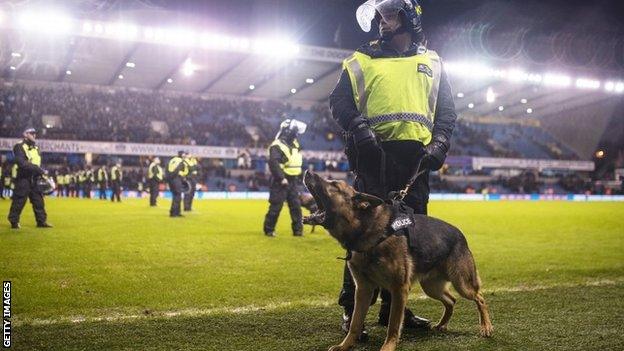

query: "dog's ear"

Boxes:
[353, 192, 384, 210]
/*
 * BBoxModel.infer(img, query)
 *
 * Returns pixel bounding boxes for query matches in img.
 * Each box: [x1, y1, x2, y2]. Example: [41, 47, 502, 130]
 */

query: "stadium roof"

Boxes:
[2, 26, 348, 102]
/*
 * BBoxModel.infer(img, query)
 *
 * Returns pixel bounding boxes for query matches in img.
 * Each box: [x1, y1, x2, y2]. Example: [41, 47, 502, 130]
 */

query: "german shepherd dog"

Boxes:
[303, 171, 493, 351]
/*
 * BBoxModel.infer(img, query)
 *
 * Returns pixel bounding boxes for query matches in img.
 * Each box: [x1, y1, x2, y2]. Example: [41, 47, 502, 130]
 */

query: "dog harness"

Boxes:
[341, 199, 418, 261]
[386, 199, 420, 248]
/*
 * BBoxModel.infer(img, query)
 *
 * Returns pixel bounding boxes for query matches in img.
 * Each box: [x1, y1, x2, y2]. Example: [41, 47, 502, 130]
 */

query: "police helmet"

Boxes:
[356, 0, 423, 38]
[181, 179, 192, 195]
[36, 176, 56, 195]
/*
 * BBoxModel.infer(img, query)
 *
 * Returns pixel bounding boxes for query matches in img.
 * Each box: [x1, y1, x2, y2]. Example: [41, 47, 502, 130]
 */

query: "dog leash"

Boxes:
[392, 157, 427, 201]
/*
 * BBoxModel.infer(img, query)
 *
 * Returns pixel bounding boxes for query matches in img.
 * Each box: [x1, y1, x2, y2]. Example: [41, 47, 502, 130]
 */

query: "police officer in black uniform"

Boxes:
[262, 119, 306, 237]
[97, 165, 108, 200]
[83, 166, 94, 198]
[0, 159, 6, 199]
[110, 161, 123, 202]
[183, 154, 199, 211]
[167, 151, 189, 217]
[148, 157, 163, 207]
[7, 128, 53, 229]
[329, 0, 457, 338]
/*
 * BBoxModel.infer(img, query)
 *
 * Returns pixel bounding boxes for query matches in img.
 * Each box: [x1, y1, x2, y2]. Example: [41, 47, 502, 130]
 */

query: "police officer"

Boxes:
[329, 0, 457, 338]
[83, 167, 94, 198]
[0, 160, 6, 199]
[147, 157, 163, 206]
[183, 154, 199, 211]
[110, 161, 123, 202]
[77, 168, 86, 198]
[55, 169, 64, 197]
[262, 119, 306, 237]
[67, 169, 77, 197]
[167, 151, 189, 217]
[97, 165, 108, 200]
[7, 128, 53, 229]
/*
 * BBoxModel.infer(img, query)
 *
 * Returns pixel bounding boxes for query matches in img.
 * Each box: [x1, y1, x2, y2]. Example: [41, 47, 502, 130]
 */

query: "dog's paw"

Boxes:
[479, 324, 493, 338]
[431, 324, 448, 332]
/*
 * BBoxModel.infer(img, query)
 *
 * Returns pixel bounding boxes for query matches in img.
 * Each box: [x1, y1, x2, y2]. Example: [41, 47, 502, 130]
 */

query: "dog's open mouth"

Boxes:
[303, 209, 325, 225]
[303, 189, 326, 225]
[303, 171, 328, 226]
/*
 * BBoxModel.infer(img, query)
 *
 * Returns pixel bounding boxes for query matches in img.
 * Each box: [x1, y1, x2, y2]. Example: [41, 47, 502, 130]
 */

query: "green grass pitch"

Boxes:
[1, 197, 623, 350]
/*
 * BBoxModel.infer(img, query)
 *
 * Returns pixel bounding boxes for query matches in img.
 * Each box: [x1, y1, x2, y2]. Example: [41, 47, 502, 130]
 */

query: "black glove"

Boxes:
[348, 116, 377, 149]
[424, 135, 449, 171]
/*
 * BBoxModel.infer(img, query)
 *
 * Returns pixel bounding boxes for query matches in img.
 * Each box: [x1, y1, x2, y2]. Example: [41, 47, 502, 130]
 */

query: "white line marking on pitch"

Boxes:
[14, 279, 621, 327]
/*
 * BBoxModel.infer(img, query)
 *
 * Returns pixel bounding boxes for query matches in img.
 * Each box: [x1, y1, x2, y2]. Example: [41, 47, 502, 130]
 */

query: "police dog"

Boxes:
[303, 171, 492, 351]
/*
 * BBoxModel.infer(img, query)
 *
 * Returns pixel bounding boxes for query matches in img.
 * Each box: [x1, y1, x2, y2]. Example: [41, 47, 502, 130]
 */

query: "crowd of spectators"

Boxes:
[1, 83, 579, 162]
[0, 84, 294, 147]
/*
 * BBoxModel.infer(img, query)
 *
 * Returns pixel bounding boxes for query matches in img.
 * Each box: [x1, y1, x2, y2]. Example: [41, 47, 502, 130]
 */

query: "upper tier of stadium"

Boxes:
[1, 5, 623, 161]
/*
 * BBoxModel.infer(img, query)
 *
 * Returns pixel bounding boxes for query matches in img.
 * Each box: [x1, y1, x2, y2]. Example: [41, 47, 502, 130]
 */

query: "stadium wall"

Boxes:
[78, 191, 624, 202]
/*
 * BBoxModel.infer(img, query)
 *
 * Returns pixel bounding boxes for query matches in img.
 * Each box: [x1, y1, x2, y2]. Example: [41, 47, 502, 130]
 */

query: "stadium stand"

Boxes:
[0, 82, 580, 160]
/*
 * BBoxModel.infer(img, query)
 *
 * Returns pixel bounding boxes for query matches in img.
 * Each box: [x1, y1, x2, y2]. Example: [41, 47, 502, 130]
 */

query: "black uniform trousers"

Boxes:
[183, 177, 196, 211]
[111, 181, 121, 202]
[169, 177, 183, 216]
[8, 177, 47, 225]
[98, 182, 107, 199]
[84, 183, 92, 198]
[339, 141, 429, 314]
[149, 179, 160, 206]
[263, 176, 303, 234]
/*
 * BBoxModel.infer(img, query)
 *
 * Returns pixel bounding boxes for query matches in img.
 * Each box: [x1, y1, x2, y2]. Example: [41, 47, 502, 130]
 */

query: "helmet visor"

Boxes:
[290, 119, 307, 134]
[356, 0, 406, 32]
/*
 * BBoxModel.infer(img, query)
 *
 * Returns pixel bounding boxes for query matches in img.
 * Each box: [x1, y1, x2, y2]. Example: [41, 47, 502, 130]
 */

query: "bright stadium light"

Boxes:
[249, 84, 255, 90]
[468, 103, 474, 109]
[527, 73, 543, 83]
[526, 108, 533, 114]
[290, 88, 297, 94]
[306, 78, 314, 84]
[605, 81, 615, 92]
[94, 23, 104, 34]
[520, 98, 528, 104]
[18, 11, 73, 35]
[118, 74, 124, 80]
[543, 73, 572, 87]
[65, 70, 72, 75]
[486, 87, 495, 103]
[615, 82, 624, 93]
[82, 22, 93, 33]
[498, 105, 504, 111]
[507, 68, 529, 82]
[144, 27, 155, 40]
[9, 66, 16, 70]
[182, 58, 195, 76]
[11, 52, 21, 58]
[126, 62, 135, 68]
[165, 28, 197, 47]
[167, 78, 173, 84]
[456, 92, 464, 98]
[105, 22, 138, 40]
[253, 37, 300, 58]
[575, 78, 600, 89]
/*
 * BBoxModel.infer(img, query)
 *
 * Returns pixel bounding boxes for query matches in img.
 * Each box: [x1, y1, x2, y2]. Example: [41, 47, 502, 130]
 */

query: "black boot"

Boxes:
[341, 308, 369, 342]
[378, 304, 430, 330]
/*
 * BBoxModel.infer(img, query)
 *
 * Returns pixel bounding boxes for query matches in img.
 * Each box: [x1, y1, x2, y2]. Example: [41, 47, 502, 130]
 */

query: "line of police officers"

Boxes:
[4, 128, 202, 226]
